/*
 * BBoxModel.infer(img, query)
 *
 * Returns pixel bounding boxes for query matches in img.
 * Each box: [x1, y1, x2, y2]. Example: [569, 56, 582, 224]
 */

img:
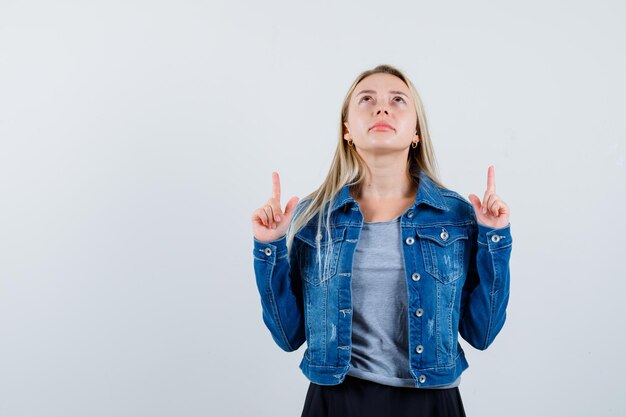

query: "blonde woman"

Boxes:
[251, 64, 512, 417]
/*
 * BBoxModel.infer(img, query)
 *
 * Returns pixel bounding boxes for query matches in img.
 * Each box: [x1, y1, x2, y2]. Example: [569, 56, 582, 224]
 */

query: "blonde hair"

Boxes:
[286, 64, 445, 281]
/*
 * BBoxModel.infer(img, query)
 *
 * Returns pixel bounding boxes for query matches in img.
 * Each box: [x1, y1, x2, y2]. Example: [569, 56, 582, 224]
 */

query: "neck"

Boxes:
[352, 156, 416, 201]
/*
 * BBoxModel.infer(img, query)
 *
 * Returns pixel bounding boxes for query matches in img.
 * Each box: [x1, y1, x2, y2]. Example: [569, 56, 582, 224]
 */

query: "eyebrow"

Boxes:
[355, 89, 409, 98]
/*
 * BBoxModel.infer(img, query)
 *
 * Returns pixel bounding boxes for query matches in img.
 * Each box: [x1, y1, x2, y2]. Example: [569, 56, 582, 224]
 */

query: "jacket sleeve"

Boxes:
[253, 233, 306, 352]
[458, 210, 512, 351]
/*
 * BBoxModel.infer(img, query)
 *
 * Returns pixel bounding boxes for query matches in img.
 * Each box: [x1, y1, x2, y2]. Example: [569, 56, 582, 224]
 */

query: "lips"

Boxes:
[370, 121, 394, 131]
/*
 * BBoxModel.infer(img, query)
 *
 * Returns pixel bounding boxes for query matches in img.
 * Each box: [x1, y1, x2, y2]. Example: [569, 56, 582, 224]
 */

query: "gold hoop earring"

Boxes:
[411, 141, 418, 149]
[348, 139, 354, 147]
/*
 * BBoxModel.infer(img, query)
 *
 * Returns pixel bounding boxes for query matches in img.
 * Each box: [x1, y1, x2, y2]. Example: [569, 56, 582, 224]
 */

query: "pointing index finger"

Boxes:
[272, 171, 281, 201]
[487, 165, 496, 193]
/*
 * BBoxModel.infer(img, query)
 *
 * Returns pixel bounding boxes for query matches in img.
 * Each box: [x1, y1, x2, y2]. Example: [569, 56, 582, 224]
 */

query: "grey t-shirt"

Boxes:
[346, 215, 461, 389]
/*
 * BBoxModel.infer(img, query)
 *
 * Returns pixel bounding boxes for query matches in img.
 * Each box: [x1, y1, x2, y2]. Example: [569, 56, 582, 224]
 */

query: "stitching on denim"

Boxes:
[416, 220, 472, 228]
[418, 226, 467, 284]
[428, 240, 437, 277]
[420, 183, 447, 210]
[448, 283, 456, 360]
[305, 283, 313, 357]
[455, 239, 464, 279]
[266, 260, 294, 351]
[304, 356, 461, 372]
[418, 235, 433, 281]
[484, 250, 500, 349]
[304, 363, 349, 369]
[441, 191, 474, 216]
[292, 244, 307, 353]
[413, 357, 462, 371]
[322, 283, 328, 360]
[490, 243, 512, 250]
[435, 283, 441, 366]
[410, 260, 422, 369]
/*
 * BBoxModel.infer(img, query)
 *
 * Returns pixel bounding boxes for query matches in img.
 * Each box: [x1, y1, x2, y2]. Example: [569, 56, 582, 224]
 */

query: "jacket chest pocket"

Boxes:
[295, 226, 346, 286]
[416, 224, 468, 284]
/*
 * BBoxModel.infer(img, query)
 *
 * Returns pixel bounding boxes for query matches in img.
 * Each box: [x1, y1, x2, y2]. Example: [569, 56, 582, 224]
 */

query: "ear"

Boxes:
[343, 122, 351, 140]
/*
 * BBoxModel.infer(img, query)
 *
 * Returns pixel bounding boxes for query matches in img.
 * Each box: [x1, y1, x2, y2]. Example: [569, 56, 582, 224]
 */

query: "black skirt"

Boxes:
[300, 375, 467, 417]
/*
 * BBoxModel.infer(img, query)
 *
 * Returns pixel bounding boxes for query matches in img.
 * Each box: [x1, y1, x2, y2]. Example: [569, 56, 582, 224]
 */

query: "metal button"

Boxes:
[407, 210, 414, 218]
[491, 235, 501, 243]
[264, 247, 272, 256]
[411, 272, 421, 281]
[440, 228, 449, 241]
[415, 308, 424, 317]
[416, 345, 424, 354]
[316, 233, 323, 241]
[405, 237, 415, 245]
[419, 375, 426, 383]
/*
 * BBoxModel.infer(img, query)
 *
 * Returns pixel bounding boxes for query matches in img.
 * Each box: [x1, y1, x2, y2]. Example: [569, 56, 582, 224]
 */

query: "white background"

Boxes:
[1, 1, 625, 416]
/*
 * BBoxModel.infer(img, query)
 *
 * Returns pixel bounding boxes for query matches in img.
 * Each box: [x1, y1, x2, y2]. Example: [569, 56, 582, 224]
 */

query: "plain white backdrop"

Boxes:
[1, 1, 625, 416]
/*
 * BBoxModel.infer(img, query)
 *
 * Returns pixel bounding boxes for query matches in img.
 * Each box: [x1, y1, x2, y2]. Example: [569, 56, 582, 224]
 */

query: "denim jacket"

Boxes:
[252, 170, 512, 387]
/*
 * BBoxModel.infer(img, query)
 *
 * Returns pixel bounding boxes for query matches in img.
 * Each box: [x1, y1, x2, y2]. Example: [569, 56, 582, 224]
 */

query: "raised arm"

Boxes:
[461, 165, 512, 349]
[251, 172, 305, 351]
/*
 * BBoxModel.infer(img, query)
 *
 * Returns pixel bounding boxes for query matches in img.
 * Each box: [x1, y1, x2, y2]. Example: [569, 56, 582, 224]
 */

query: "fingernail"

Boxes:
[276, 215, 281, 222]
[272, 223, 276, 229]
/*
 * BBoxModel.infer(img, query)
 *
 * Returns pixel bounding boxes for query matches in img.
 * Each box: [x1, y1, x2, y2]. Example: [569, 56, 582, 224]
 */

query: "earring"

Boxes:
[348, 139, 354, 147]
[411, 131, 419, 148]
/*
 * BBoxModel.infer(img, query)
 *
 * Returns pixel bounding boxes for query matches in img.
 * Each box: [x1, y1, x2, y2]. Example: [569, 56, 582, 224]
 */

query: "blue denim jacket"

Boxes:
[252, 170, 512, 387]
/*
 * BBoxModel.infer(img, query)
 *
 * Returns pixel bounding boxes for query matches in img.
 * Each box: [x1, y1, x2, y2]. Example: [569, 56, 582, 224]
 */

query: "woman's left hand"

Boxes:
[468, 165, 510, 229]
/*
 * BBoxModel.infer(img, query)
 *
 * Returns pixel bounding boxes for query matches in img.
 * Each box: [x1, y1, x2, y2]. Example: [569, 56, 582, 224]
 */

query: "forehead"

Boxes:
[354, 73, 408, 93]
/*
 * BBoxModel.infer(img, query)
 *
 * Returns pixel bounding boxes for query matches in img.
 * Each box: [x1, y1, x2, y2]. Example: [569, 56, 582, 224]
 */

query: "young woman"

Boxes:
[250, 64, 512, 417]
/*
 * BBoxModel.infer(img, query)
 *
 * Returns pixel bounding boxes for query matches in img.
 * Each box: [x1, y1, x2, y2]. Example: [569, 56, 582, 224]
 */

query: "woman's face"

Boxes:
[344, 73, 418, 154]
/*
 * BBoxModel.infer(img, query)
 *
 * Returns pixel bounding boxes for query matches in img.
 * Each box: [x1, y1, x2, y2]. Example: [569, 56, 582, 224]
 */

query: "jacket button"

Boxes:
[491, 235, 501, 243]
[316, 233, 323, 241]
[416, 345, 424, 354]
[407, 210, 414, 218]
[411, 273, 421, 281]
[440, 229, 449, 240]
[415, 308, 423, 317]
[264, 247, 272, 256]
[405, 237, 415, 245]
[419, 375, 426, 383]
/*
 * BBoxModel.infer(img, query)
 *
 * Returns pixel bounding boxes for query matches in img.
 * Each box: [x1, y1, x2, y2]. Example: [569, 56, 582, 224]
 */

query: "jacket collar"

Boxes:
[331, 169, 449, 213]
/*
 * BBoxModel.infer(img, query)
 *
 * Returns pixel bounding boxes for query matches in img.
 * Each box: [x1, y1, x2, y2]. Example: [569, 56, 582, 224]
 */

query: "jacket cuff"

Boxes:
[477, 223, 512, 250]
[253, 234, 288, 264]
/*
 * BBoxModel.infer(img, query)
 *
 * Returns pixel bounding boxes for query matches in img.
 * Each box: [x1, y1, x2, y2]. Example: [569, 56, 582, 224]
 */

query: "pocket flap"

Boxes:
[416, 224, 468, 246]
[296, 225, 346, 247]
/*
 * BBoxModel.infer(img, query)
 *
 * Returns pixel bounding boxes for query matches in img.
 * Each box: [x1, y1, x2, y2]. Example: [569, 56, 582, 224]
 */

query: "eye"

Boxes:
[359, 95, 372, 103]
[394, 96, 406, 103]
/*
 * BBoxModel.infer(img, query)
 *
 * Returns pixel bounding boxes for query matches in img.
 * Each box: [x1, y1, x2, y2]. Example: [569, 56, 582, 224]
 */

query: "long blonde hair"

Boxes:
[286, 64, 445, 281]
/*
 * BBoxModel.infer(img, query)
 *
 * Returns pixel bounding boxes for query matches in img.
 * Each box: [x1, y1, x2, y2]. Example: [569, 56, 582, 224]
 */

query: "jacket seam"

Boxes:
[484, 248, 499, 349]
[267, 259, 294, 351]
[440, 191, 472, 207]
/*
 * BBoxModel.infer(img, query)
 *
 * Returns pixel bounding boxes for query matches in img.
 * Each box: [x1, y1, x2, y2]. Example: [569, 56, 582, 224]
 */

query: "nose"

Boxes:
[375, 100, 390, 115]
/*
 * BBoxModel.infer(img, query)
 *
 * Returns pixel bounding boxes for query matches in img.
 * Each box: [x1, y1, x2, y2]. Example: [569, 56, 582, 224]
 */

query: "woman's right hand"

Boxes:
[251, 171, 300, 243]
